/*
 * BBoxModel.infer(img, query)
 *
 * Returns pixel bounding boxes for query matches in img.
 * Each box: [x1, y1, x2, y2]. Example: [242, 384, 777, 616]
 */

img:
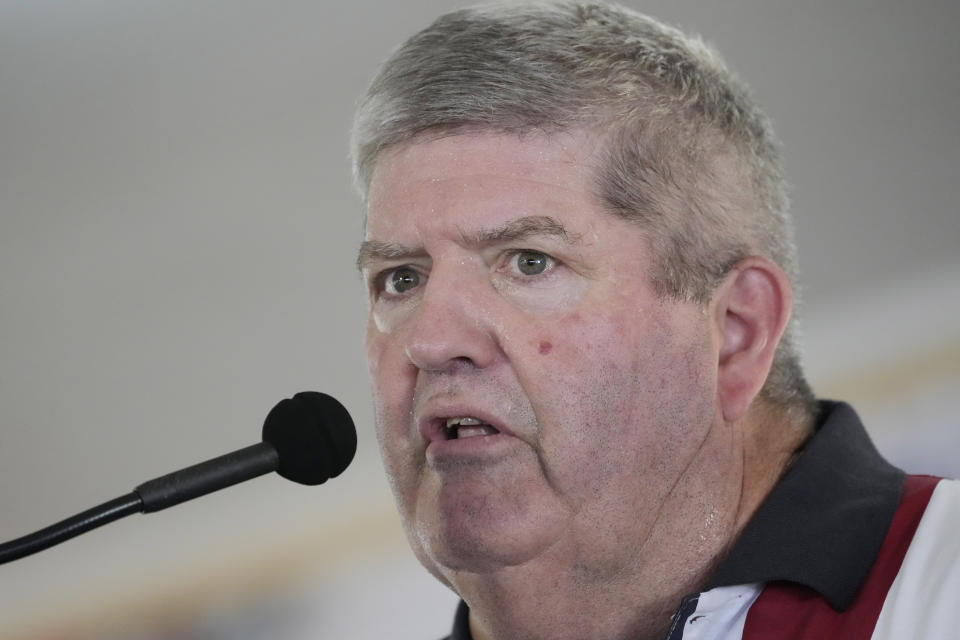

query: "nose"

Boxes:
[402, 266, 500, 373]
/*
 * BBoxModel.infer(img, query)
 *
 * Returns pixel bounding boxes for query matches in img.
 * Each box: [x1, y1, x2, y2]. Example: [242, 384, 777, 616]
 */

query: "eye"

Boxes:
[513, 250, 552, 276]
[382, 267, 422, 296]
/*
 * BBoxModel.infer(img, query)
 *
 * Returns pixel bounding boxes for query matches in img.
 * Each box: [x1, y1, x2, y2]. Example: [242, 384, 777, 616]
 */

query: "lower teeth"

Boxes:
[457, 425, 496, 439]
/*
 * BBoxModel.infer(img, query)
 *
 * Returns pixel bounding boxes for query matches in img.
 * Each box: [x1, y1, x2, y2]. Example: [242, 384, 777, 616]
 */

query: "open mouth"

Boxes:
[444, 416, 501, 440]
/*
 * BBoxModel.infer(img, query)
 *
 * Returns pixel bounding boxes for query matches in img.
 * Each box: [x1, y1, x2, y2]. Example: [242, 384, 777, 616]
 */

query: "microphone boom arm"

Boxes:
[0, 391, 355, 566]
[0, 442, 280, 566]
[0, 493, 143, 565]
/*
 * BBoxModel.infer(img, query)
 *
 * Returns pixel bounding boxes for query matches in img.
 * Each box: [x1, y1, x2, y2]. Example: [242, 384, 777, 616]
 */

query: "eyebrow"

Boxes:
[355, 240, 426, 272]
[470, 215, 576, 247]
[356, 215, 579, 272]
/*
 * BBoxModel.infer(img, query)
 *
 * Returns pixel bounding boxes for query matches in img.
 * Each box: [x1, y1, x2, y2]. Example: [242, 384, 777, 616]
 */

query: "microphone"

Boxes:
[0, 391, 357, 565]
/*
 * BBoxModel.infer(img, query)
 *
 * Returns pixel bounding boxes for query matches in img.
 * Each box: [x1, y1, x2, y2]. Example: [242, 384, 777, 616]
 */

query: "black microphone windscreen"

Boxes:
[261, 391, 357, 485]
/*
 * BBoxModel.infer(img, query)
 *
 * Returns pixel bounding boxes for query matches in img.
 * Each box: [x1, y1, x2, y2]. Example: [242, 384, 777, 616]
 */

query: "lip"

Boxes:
[416, 401, 518, 453]
[418, 402, 514, 441]
[425, 430, 517, 463]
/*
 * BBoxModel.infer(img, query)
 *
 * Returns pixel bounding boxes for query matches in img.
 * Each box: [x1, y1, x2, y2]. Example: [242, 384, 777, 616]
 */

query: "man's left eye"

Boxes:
[513, 250, 552, 276]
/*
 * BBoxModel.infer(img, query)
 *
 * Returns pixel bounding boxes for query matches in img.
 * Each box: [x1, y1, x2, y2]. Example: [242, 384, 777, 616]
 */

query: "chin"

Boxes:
[427, 531, 527, 573]
[413, 500, 565, 575]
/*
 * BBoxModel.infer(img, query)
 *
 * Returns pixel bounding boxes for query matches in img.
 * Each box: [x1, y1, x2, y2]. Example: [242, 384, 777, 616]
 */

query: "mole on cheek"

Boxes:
[539, 341, 553, 355]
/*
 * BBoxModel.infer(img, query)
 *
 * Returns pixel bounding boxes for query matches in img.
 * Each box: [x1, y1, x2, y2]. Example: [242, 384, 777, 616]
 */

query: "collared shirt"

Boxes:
[443, 401, 959, 639]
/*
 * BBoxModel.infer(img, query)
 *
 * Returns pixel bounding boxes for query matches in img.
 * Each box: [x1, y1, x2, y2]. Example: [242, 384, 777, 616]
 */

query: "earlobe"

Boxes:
[714, 257, 792, 423]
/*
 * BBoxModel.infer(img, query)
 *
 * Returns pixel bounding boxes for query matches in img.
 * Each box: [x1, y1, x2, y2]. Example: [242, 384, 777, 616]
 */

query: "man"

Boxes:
[350, 3, 959, 639]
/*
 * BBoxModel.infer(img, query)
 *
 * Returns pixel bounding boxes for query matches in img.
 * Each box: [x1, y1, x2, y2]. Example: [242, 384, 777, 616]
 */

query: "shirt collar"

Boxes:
[706, 400, 905, 610]
[447, 599, 471, 640]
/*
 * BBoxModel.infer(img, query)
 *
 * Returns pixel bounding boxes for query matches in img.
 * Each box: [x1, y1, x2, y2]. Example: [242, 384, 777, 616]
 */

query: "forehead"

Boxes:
[365, 131, 604, 237]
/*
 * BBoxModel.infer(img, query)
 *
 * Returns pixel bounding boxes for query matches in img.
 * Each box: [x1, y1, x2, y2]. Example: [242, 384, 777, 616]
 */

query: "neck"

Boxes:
[733, 400, 813, 533]
[461, 551, 690, 640]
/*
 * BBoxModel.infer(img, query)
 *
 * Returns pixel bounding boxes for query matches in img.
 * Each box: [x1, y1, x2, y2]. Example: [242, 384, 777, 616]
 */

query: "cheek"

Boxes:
[521, 308, 714, 493]
[369, 378, 426, 521]
[522, 312, 639, 444]
[365, 329, 419, 465]
[365, 319, 412, 400]
[365, 339, 393, 430]
[371, 296, 420, 334]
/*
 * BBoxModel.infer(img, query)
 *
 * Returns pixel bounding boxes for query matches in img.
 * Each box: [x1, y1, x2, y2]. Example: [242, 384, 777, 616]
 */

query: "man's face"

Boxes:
[361, 132, 728, 585]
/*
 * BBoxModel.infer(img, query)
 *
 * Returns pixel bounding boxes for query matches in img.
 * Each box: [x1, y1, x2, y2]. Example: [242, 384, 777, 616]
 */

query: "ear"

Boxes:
[712, 257, 793, 423]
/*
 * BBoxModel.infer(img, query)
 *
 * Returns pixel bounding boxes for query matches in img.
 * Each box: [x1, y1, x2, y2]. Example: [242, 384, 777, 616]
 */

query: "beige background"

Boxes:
[1, 1, 958, 638]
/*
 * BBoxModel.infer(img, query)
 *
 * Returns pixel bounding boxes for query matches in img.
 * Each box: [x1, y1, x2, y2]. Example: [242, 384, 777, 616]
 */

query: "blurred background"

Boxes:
[0, 1, 957, 638]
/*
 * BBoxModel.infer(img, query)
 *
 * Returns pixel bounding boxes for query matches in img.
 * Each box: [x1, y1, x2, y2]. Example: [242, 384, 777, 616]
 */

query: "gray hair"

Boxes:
[351, 1, 815, 415]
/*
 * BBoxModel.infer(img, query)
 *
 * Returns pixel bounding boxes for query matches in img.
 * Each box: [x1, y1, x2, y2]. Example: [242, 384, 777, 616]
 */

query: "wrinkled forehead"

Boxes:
[368, 129, 600, 201]
[363, 131, 606, 239]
